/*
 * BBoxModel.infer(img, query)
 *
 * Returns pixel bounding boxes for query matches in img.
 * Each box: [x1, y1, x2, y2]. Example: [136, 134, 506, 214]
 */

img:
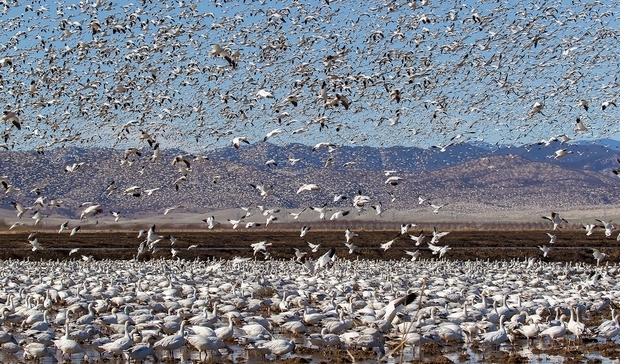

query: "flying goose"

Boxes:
[307, 241, 320, 252]
[541, 212, 568, 230]
[232, 136, 250, 148]
[80, 204, 102, 220]
[574, 118, 590, 132]
[10, 201, 32, 218]
[329, 210, 350, 220]
[203, 216, 220, 229]
[297, 183, 319, 194]
[309, 204, 329, 220]
[595, 219, 615, 237]
[345, 228, 358, 243]
[300, 225, 310, 237]
[228, 217, 244, 229]
[250, 183, 273, 199]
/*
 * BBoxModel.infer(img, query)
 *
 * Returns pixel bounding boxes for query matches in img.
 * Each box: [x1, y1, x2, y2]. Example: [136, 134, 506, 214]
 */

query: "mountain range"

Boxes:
[1, 139, 619, 222]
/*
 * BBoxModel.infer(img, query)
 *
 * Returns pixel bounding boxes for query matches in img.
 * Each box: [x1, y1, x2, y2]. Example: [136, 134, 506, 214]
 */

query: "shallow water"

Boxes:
[2, 257, 620, 364]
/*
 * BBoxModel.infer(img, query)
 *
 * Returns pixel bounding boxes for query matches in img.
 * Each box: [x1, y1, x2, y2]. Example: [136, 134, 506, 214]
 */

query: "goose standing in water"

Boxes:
[53, 322, 88, 361]
[154, 320, 186, 359]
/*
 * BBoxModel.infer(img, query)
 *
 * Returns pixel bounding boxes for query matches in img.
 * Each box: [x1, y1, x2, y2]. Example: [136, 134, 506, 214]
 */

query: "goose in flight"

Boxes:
[147, 225, 162, 243]
[309, 204, 329, 220]
[541, 212, 568, 230]
[251, 241, 272, 256]
[297, 183, 319, 194]
[427, 240, 450, 255]
[203, 216, 220, 229]
[371, 202, 385, 216]
[70, 226, 81, 236]
[250, 183, 273, 199]
[11, 201, 32, 218]
[300, 225, 310, 237]
[345, 228, 358, 243]
[65, 162, 85, 172]
[582, 223, 597, 236]
[228, 217, 244, 229]
[574, 117, 590, 132]
[409, 231, 426, 246]
[404, 249, 420, 261]
[330, 210, 350, 220]
[123, 186, 142, 197]
[590, 248, 606, 266]
[232, 136, 250, 148]
[28, 238, 40, 251]
[385, 176, 403, 186]
[307, 241, 320, 252]
[595, 219, 615, 237]
[602, 100, 617, 111]
[431, 227, 450, 244]
[553, 148, 573, 159]
[289, 207, 306, 220]
[315, 247, 336, 273]
[429, 202, 448, 214]
[380, 236, 399, 251]
[80, 204, 102, 220]
[264, 128, 283, 142]
[546, 232, 557, 244]
[344, 242, 357, 254]
[383, 291, 418, 324]
[111, 211, 122, 222]
[538, 245, 551, 257]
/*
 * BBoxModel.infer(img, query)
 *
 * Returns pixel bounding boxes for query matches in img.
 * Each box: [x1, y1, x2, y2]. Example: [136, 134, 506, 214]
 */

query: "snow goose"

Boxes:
[553, 148, 573, 159]
[203, 216, 221, 229]
[371, 202, 385, 216]
[22, 342, 57, 362]
[582, 223, 597, 235]
[480, 315, 508, 348]
[590, 248, 606, 266]
[307, 241, 320, 252]
[383, 291, 418, 324]
[250, 183, 273, 199]
[232, 136, 250, 148]
[538, 245, 551, 258]
[329, 210, 349, 220]
[11, 201, 32, 219]
[300, 225, 310, 237]
[153, 320, 186, 358]
[259, 339, 296, 359]
[574, 117, 590, 132]
[80, 204, 102, 220]
[409, 231, 426, 246]
[546, 232, 557, 244]
[289, 208, 306, 220]
[380, 235, 400, 251]
[539, 314, 568, 344]
[541, 212, 568, 230]
[186, 334, 233, 361]
[385, 176, 403, 186]
[124, 342, 158, 362]
[309, 204, 330, 220]
[345, 228, 357, 243]
[227, 217, 244, 229]
[431, 227, 450, 243]
[595, 219, 614, 237]
[297, 183, 319, 194]
[53, 322, 88, 360]
[404, 250, 420, 261]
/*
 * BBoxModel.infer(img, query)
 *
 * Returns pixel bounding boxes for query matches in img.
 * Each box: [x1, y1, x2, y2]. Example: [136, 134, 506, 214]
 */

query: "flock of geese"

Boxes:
[1, 0, 620, 362]
[1, 248, 620, 363]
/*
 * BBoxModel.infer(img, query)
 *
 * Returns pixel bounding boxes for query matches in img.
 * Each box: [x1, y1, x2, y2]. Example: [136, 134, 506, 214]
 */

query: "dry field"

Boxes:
[1, 225, 618, 264]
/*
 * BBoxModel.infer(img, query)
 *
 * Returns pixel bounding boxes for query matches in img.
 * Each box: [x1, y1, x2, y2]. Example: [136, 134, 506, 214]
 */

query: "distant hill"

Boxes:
[0, 141, 619, 221]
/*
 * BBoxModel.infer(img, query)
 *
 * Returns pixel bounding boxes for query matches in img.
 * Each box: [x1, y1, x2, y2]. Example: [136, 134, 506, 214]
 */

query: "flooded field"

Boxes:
[1, 229, 620, 363]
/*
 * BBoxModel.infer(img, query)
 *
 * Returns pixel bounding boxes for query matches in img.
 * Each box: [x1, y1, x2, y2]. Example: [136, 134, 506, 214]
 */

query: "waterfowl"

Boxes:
[541, 212, 568, 230]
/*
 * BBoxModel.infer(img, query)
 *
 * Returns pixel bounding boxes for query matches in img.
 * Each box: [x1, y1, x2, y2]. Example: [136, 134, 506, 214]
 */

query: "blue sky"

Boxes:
[0, 0, 618, 154]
